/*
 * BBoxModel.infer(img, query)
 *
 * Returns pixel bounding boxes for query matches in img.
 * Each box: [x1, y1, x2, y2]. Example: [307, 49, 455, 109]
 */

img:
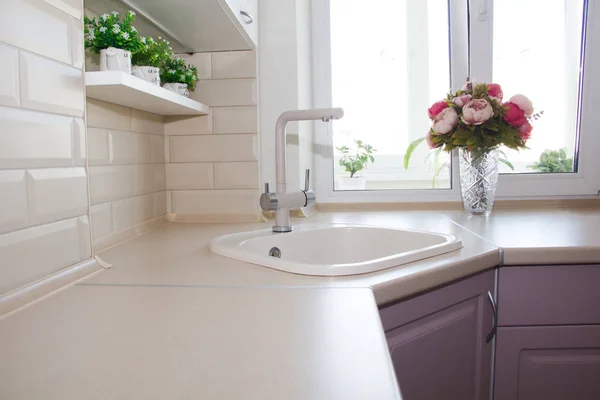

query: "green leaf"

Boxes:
[499, 158, 515, 170]
[453, 127, 472, 139]
[403, 137, 426, 169]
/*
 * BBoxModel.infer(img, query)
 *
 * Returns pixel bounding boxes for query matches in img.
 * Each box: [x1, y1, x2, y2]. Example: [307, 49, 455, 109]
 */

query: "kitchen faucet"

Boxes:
[260, 108, 344, 232]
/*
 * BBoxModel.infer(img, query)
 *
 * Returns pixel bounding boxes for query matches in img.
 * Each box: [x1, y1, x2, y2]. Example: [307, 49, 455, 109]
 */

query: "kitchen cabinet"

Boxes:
[493, 265, 600, 400]
[85, 0, 258, 53]
[494, 325, 600, 400]
[379, 270, 496, 400]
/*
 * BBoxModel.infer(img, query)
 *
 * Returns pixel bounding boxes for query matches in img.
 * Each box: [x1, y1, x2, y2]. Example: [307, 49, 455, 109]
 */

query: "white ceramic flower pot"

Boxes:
[336, 176, 366, 191]
[100, 47, 131, 74]
[132, 66, 160, 86]
[162, 82, 190, 98]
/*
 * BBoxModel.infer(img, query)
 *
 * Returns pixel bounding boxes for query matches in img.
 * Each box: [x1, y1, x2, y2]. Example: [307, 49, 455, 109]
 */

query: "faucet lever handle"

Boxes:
[304, 169, 310, 192]
[264, 183, 270, 194]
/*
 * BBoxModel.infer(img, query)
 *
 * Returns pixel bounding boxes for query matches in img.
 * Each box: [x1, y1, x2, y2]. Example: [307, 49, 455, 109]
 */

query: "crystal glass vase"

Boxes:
[459, 147, 500, 217]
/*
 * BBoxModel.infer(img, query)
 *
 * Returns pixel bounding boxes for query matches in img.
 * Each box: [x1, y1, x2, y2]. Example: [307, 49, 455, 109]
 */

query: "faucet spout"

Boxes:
[275, 108, 344, 194]
[266, 108, 343, 233]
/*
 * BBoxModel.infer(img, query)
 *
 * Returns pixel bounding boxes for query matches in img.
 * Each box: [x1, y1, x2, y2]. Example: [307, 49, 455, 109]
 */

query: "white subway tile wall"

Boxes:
[87, 99, 167, 251]
[0, 0, 91, 296]
[167, 51, 260, 221]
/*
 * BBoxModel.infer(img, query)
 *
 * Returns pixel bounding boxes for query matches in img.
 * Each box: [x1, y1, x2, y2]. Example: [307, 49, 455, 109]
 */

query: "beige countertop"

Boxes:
[444, 209, 600, 265]
[2, 209, 600, 399]
[0, 285, 399, 400]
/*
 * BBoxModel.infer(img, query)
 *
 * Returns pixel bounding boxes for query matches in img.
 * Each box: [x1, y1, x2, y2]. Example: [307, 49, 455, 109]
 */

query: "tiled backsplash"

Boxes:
[166, 51, 261, 221]
[0, 0, 90, 296]
[87, 99, 167, 251]
[0, 2, 262, 298]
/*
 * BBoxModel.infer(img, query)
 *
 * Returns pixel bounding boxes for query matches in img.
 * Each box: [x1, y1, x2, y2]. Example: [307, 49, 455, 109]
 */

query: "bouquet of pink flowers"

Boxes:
[425, 80, 536, 152]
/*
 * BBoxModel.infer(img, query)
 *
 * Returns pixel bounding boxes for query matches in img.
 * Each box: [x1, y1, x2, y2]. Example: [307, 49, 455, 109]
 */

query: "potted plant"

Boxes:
[84, 11, 142, 74]
[405, 79, 540, 216]
[160, 56, 199, 97]
[131, 36, 173, 86]
[335, 139, 376, 190]
[529, 148, 573, 173]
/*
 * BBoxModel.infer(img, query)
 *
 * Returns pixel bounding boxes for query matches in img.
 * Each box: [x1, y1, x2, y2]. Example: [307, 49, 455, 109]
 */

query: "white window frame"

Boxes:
[311, 0, 600, 203]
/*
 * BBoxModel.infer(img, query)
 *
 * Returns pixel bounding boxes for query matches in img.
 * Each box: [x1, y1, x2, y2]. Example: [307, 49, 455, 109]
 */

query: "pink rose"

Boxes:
[428, 101, 448, 119]
[432, 107, 459, 135]
[518, 122, 533, 141]
[453, 94, 472, 107]
[487, 83, 503, 100]
[461, 99, 494, 125]
[426, 133, 443, 149]
[503, 102, 527, 127]
[509, 94, 534, 117]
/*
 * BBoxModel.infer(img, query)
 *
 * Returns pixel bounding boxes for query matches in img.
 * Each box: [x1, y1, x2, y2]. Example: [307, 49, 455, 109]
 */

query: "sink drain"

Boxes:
[269, 247, 281, 258]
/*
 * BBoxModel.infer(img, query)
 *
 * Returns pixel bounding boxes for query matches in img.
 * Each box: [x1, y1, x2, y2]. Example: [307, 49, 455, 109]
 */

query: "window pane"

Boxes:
[493, 0, 585, 174]
[330, 0, 451, 190]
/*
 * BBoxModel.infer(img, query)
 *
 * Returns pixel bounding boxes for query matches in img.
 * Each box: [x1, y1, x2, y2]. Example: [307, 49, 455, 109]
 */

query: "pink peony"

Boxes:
[518, 122, 533, 141]
[503, 102, 528, 127]
[453, 94, 472, 107]
[426, 133, 443, 149]
[428, 101, 448, 119]
[432, 107, 459, 135]
[461, 99, 494, 125]
[509, 94, 534, 117]
[487, 83, 503, 100]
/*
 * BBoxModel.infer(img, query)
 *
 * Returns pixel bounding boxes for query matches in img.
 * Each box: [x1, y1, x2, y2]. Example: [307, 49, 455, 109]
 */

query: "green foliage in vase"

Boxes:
[529, 148, 573, 173]
[132, 36, 173, 67]
[160, 57, 199, 91]
[336, 140, 376, 178]
[84, 11, 142, 53]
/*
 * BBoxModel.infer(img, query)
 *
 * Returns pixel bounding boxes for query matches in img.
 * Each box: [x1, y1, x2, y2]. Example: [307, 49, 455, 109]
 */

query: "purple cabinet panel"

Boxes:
[498, 265, 600, 326]
[494, 325, 600, 400]
[380, 270, 495, 400]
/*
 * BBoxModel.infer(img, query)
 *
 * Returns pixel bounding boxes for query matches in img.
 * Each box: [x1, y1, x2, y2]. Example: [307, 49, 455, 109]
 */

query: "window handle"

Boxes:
[478, 0, 488, 21]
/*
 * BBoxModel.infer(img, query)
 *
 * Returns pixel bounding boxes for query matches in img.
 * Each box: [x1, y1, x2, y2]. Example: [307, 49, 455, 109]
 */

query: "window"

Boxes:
[312, 0, 600, 202]
[330, 0, 451, 190]
[491, 0, 585, 174]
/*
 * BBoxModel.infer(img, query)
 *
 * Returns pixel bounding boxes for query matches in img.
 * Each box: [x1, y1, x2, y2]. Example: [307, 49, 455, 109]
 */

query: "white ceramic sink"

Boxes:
[210, 224, 463, 276]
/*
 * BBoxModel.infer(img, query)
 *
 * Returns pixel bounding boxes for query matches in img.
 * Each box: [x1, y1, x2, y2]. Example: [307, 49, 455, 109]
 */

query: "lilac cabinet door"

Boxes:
[380, 270, 495, 400]
[498, 265, 600, 326]
[494, 325, 600, 400]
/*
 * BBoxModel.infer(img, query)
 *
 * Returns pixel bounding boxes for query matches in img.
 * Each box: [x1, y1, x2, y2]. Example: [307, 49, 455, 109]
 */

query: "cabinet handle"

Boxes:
[486, 290, 498, 343]
[240, 10, 254, 24]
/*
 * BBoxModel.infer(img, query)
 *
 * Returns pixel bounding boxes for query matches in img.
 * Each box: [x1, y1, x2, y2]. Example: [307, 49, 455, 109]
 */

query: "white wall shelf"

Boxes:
[85, 71, 210, 116]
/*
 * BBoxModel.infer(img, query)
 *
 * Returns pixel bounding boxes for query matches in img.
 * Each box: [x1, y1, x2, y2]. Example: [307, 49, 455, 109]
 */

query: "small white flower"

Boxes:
[168, 69, 176, 74]
[169, 47, 173, 50]
[111, 11, 119, 16]
[158, 36, 162, 39]
[131, 27, 137, 33]
[167, 41, 170, 44]
[141, 36, 146, 44]
[99, 26, 107, 33]
[87, 33, 94, 40]
[145, 45, 150, 50]
[112, 24, 120, 34]
[122, 32, 129, 39]
[128, 10, 136, 16]
[101, 13, 109, 20]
